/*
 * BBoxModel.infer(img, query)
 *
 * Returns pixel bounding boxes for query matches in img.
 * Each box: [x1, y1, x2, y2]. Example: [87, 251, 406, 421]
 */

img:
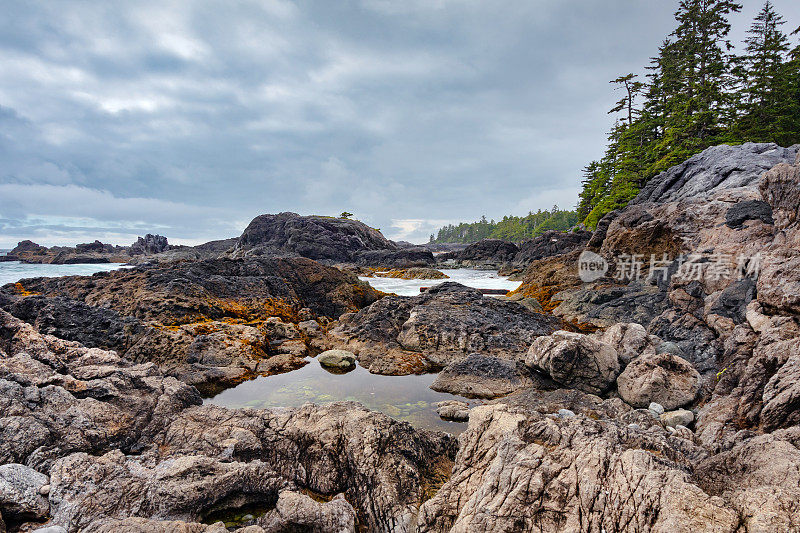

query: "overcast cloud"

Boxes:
[2, 0, 799, 247]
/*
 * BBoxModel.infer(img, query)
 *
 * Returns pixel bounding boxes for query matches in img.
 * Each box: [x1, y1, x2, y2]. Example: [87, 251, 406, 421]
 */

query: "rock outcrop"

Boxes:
[0, 257, 380, 391]
[372, 267, 449, 280]
[229, 212, 435, 267]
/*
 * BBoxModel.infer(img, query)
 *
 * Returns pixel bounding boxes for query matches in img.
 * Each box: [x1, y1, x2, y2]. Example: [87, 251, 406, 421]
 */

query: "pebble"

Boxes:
[557, 409, 576, 418]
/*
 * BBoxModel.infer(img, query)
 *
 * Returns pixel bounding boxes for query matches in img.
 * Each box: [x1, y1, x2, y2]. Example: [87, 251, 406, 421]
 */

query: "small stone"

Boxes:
[661, 409, 695, 428]
[627, 423, 641, 431]
[39, 484, 50, 496]
[31, 527, 67, 533]
[557, 409, 576, 418]
[648, 402, 665, 415]
[317, 349, 356, 369]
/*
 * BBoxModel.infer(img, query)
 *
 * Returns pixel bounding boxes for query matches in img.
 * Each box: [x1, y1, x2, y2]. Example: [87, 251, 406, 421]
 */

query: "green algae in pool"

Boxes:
[204, 362, 479, 435]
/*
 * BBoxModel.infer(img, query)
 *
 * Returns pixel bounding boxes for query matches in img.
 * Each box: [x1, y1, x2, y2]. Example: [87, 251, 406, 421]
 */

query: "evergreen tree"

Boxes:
[734, 1, 790, 141]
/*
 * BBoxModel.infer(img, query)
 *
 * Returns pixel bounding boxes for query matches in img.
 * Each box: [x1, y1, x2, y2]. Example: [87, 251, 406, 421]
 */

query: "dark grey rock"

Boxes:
[513, 230, 591, 265]
[725, 200, 774, 229]
[232, 212, 397, 264]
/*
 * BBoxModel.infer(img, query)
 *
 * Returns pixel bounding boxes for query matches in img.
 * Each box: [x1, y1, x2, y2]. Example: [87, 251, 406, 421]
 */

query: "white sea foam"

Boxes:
[360, 267, 521, 296]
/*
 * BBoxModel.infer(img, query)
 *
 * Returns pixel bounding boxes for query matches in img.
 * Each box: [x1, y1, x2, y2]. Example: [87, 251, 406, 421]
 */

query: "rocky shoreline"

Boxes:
[1, 142, 800, 531]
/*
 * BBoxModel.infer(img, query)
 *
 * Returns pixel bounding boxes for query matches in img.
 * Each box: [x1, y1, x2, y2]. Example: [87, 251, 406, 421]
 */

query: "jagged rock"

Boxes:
[48, 451, 288, 531]
[761, 352, 800, 430]
[552, 282, 668, 329]
[430, 353, 543, 399]
[0, 463, 50, 522]
[331, 283, 560, 374]
[0, 309, 203, 469]
[492, 387, 631, 421]
[317, 349, 356, 369]
[525, 331, 620, 394]
[617, 352, 701, 410]
[661, 409, 695, 428]
[435, 400, 471, 422]
[129, 234, 169, 255]
[695, 427, 800, 532]
[259, 491, 356, 533]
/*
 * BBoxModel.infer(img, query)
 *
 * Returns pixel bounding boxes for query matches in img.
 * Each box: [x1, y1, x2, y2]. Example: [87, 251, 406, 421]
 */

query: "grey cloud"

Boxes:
[1, 0, 799, 247]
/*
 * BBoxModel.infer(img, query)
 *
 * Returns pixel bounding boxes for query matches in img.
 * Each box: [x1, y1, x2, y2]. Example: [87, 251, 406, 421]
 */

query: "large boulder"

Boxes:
[525, 331, 620, 394]
[617, 352, 701, 410]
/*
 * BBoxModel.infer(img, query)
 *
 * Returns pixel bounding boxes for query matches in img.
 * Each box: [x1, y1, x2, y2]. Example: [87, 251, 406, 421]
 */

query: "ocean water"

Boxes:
[0, 260, 128, 287]
[359, 267, 521, 296]
[206, 361, 480, 434]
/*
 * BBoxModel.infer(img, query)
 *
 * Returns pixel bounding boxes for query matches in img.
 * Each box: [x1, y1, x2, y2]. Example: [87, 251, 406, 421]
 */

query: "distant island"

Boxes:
[430, 207, 579, 243]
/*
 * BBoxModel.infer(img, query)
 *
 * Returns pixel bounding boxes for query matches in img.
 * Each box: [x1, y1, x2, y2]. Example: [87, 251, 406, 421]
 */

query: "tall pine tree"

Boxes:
[733, 1, 790, 142]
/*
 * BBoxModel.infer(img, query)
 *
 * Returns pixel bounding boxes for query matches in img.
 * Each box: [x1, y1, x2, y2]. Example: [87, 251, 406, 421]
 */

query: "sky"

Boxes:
[2, 0, 799, 248]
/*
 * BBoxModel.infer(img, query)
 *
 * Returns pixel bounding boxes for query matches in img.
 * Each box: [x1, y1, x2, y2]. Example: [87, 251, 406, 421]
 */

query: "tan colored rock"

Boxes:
[617, 352, 700, 410]
[526, 331, 620, 394]
[417, 404, 739, 532]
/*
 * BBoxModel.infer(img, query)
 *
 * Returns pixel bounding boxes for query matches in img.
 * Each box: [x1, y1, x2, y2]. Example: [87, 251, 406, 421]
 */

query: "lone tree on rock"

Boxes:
[340, 211, 353, 219]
